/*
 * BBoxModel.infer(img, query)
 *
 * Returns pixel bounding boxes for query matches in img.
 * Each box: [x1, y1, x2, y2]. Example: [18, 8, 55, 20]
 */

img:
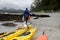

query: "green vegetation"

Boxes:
[31, 0, 60, 12]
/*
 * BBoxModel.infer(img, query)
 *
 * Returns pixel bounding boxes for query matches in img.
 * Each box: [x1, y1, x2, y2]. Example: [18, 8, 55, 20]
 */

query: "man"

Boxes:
[23, 8, 30, 26]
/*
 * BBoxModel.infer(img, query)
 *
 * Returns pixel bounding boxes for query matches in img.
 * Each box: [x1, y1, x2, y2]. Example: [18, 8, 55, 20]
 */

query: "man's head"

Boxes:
[26, 8, 28, 10]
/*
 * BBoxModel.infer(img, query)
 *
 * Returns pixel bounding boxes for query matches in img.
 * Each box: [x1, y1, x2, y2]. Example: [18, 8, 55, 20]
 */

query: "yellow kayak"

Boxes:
[0, 32, 9, 37]
[11, 27, 36, 40]
[0, 24, 32, 40]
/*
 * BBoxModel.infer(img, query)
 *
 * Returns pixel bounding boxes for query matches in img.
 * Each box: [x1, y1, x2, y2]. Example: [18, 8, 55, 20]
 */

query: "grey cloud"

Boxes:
[0, 0, 33, 9]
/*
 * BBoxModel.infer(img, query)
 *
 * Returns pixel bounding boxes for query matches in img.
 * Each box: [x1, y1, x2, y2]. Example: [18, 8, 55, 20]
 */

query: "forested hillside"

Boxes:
[31, 0, 60, 12]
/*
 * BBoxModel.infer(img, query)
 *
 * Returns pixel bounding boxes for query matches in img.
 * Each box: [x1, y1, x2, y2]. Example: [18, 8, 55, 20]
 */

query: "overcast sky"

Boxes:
[0, 0, 33, 10]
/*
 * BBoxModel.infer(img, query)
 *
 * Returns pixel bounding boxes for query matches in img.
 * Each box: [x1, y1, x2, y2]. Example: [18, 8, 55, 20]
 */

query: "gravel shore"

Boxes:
[0, 13, 60, 40]
[31, 13, 60, 40]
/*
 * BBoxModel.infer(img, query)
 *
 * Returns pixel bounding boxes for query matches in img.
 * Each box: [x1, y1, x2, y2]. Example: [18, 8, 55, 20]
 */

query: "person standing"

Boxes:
[23, 8, 30, 26]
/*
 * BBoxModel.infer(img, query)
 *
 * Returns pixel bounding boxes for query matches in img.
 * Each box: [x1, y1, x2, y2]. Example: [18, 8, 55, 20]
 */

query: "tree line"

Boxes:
[31, 0, 60, 12]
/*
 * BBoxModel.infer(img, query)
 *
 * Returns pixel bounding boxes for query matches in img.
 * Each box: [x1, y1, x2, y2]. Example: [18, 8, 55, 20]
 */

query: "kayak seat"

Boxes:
[0, 33, 5, 35]
[0, 32, 15, 38]
[18, 32, 30, 36]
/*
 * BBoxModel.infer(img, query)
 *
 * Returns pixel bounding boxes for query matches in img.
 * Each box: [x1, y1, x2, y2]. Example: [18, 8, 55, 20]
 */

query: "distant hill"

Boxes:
[0, 8, 24, 13]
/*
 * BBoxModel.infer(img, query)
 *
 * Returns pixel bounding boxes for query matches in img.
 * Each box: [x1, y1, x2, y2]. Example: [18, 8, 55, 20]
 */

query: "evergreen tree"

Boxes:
[31, 0, 41, 12]
[49, 0, 59, 10]
[31, 0, 60, 12]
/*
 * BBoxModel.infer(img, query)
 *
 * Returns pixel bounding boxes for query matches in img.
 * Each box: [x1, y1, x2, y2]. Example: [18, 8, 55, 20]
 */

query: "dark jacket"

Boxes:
[23, 8, 30, 18]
